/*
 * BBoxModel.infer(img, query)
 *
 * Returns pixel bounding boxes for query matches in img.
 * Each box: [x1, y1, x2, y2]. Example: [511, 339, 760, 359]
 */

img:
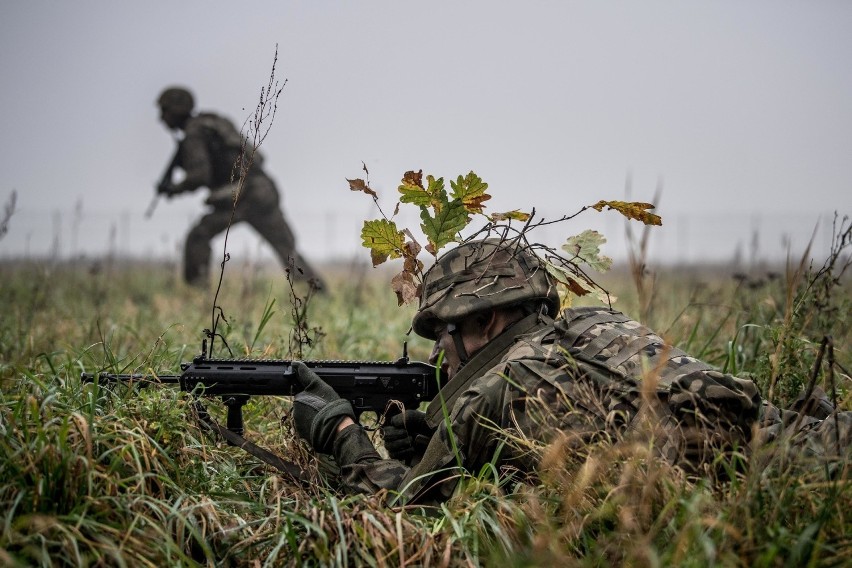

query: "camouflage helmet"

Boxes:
[412, 238, 560, 340]
[157, 86, 195, 115]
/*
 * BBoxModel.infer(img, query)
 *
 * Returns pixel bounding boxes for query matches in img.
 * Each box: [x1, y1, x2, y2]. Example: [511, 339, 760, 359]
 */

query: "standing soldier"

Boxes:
[155, 86, 323, 289]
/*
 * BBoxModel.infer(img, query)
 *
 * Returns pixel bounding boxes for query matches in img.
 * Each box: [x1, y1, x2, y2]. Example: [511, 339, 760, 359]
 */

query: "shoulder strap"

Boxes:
[425, 312, 549, 427]
[193, 402, 307, 482]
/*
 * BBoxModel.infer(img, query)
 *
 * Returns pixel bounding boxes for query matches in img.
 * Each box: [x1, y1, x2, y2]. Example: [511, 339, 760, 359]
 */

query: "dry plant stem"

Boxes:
[624, 177, 662, 323]
[286, 265, 323, 359]
[827, 338, 840, 454]
[791, 335, 830, 436]
[767, 239, 812, 403]
[0, 189, 17, 239]
[206, 46, 285, 358]
[798, 213, 851, 317]
[768, 214, 850, 405]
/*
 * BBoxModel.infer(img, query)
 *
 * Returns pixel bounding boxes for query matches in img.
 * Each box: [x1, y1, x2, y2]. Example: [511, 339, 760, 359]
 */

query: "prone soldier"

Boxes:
[291, 237, 850, 505]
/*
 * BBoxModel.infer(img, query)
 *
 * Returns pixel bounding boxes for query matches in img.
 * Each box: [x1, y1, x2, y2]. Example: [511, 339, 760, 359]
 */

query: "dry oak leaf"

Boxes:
[402, 169, 424, 190]
[347, 178, 377, 198]
[391, 270, 420, 306]
[590, 200, 662, 226]
[489, 210, 531, 222]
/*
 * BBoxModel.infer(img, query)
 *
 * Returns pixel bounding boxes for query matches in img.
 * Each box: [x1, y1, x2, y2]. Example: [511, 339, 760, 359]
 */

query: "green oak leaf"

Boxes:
[399, 172, 448, 211]
[450, 171, 491, 214]
[361, 219, 405, 266]
[420, 199, 467, 255]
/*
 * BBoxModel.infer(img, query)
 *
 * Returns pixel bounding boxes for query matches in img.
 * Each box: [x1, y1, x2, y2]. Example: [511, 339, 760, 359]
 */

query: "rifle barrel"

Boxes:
[81, 373, 180, 384]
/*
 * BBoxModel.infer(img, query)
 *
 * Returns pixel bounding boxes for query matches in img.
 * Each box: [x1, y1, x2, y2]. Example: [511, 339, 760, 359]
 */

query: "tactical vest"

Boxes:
[555, 306, 716, 386]
[423, 306, 761, 472]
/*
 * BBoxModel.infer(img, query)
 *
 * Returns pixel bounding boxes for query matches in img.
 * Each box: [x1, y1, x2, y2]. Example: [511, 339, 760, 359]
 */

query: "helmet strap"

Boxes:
[446, 323, 470, 366]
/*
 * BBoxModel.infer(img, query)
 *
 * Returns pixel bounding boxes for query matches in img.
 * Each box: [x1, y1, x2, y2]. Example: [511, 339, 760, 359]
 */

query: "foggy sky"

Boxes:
[1, 1, 850, 267]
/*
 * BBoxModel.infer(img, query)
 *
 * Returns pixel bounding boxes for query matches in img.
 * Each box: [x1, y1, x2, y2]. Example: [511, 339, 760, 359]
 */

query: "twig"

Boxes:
[0, 190, 16, 240]
[206, 45, 286, 357]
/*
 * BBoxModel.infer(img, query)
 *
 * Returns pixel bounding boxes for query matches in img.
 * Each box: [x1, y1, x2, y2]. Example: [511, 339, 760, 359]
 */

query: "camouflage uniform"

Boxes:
[163, 103, 321, 286]
[328, 240, 850, 505]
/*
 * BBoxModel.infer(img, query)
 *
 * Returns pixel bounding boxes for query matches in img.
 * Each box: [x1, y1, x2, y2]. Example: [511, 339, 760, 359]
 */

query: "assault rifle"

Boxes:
[81, 342, 446, 478]
[144, 143, 182, 219]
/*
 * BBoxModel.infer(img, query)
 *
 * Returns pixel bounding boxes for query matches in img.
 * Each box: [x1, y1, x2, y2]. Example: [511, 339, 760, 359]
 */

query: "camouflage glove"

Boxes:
[292, 362, 355, 455]
[382, 409, 434, 463]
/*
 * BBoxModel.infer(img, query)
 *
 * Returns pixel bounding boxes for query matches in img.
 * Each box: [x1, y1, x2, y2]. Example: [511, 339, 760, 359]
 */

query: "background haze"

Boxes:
[2, 1, 850, 269]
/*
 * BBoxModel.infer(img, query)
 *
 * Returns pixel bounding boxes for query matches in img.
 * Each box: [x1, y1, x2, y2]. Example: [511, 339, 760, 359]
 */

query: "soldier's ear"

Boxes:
[476, 310, 499, 339]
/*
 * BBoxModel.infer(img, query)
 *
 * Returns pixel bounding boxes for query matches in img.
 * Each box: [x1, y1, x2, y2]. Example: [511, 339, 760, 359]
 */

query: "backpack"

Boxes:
[555, 307, 762, 466]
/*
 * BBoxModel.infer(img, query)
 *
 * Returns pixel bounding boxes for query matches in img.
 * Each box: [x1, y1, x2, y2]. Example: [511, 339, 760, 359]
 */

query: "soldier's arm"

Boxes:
[331, 387, 495, 504]
[332, 417, 466, 505]
[332, 424, 410, 495]
[173, 125, 213, 193]
[329, 369, 508, 504]
[393, 373, 507, 504]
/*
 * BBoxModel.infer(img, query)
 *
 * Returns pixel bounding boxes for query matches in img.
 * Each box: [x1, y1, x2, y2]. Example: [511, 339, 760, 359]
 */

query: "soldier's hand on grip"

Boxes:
[382, 409, 433, 463]
[292, 362, 355, 455]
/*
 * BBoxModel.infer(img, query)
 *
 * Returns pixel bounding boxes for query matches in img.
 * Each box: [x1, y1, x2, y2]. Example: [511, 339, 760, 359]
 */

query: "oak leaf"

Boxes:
[489, 210, 531, 222]
[420, 199, 467, 255]
[361, 219, 405, 266]
[562, 230, 613, 272]
[546, 262, 593, 297]
[347, 178, 377, 198]
[402, 169, 423, 189]
[402, 240, 424, 273]
[450, 171, 491, 214]
[391, 270, 420, 306]
[399, 172, 448, 211]
[590, 200, 662, 226]
[546, 262, 613, 304]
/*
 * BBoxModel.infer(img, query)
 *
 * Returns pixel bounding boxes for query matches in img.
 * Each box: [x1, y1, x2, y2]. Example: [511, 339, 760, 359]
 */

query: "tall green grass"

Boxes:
[0, 243, 849, 566]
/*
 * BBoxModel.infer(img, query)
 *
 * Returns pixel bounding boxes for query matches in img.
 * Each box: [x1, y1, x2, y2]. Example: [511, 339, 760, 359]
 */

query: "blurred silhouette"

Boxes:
[155, 86, 323, 289]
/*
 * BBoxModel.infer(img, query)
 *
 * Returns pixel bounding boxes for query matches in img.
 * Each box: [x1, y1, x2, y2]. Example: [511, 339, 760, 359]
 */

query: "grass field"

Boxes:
[1, 227, 850, 566]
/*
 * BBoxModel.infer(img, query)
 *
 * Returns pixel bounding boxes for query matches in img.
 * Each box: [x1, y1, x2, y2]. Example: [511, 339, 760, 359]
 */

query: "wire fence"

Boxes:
[0, 203, 845, 268]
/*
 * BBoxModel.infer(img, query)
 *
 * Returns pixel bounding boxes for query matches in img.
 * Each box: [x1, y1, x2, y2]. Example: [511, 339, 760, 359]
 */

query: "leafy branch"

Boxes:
[349, 168, 663, 308]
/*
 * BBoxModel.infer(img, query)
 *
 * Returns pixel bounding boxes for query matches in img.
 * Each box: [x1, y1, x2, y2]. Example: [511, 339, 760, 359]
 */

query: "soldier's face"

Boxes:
[428, 319, 490, 380]
[429, 325, 456, 378]
[159, 106, 186, 130]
